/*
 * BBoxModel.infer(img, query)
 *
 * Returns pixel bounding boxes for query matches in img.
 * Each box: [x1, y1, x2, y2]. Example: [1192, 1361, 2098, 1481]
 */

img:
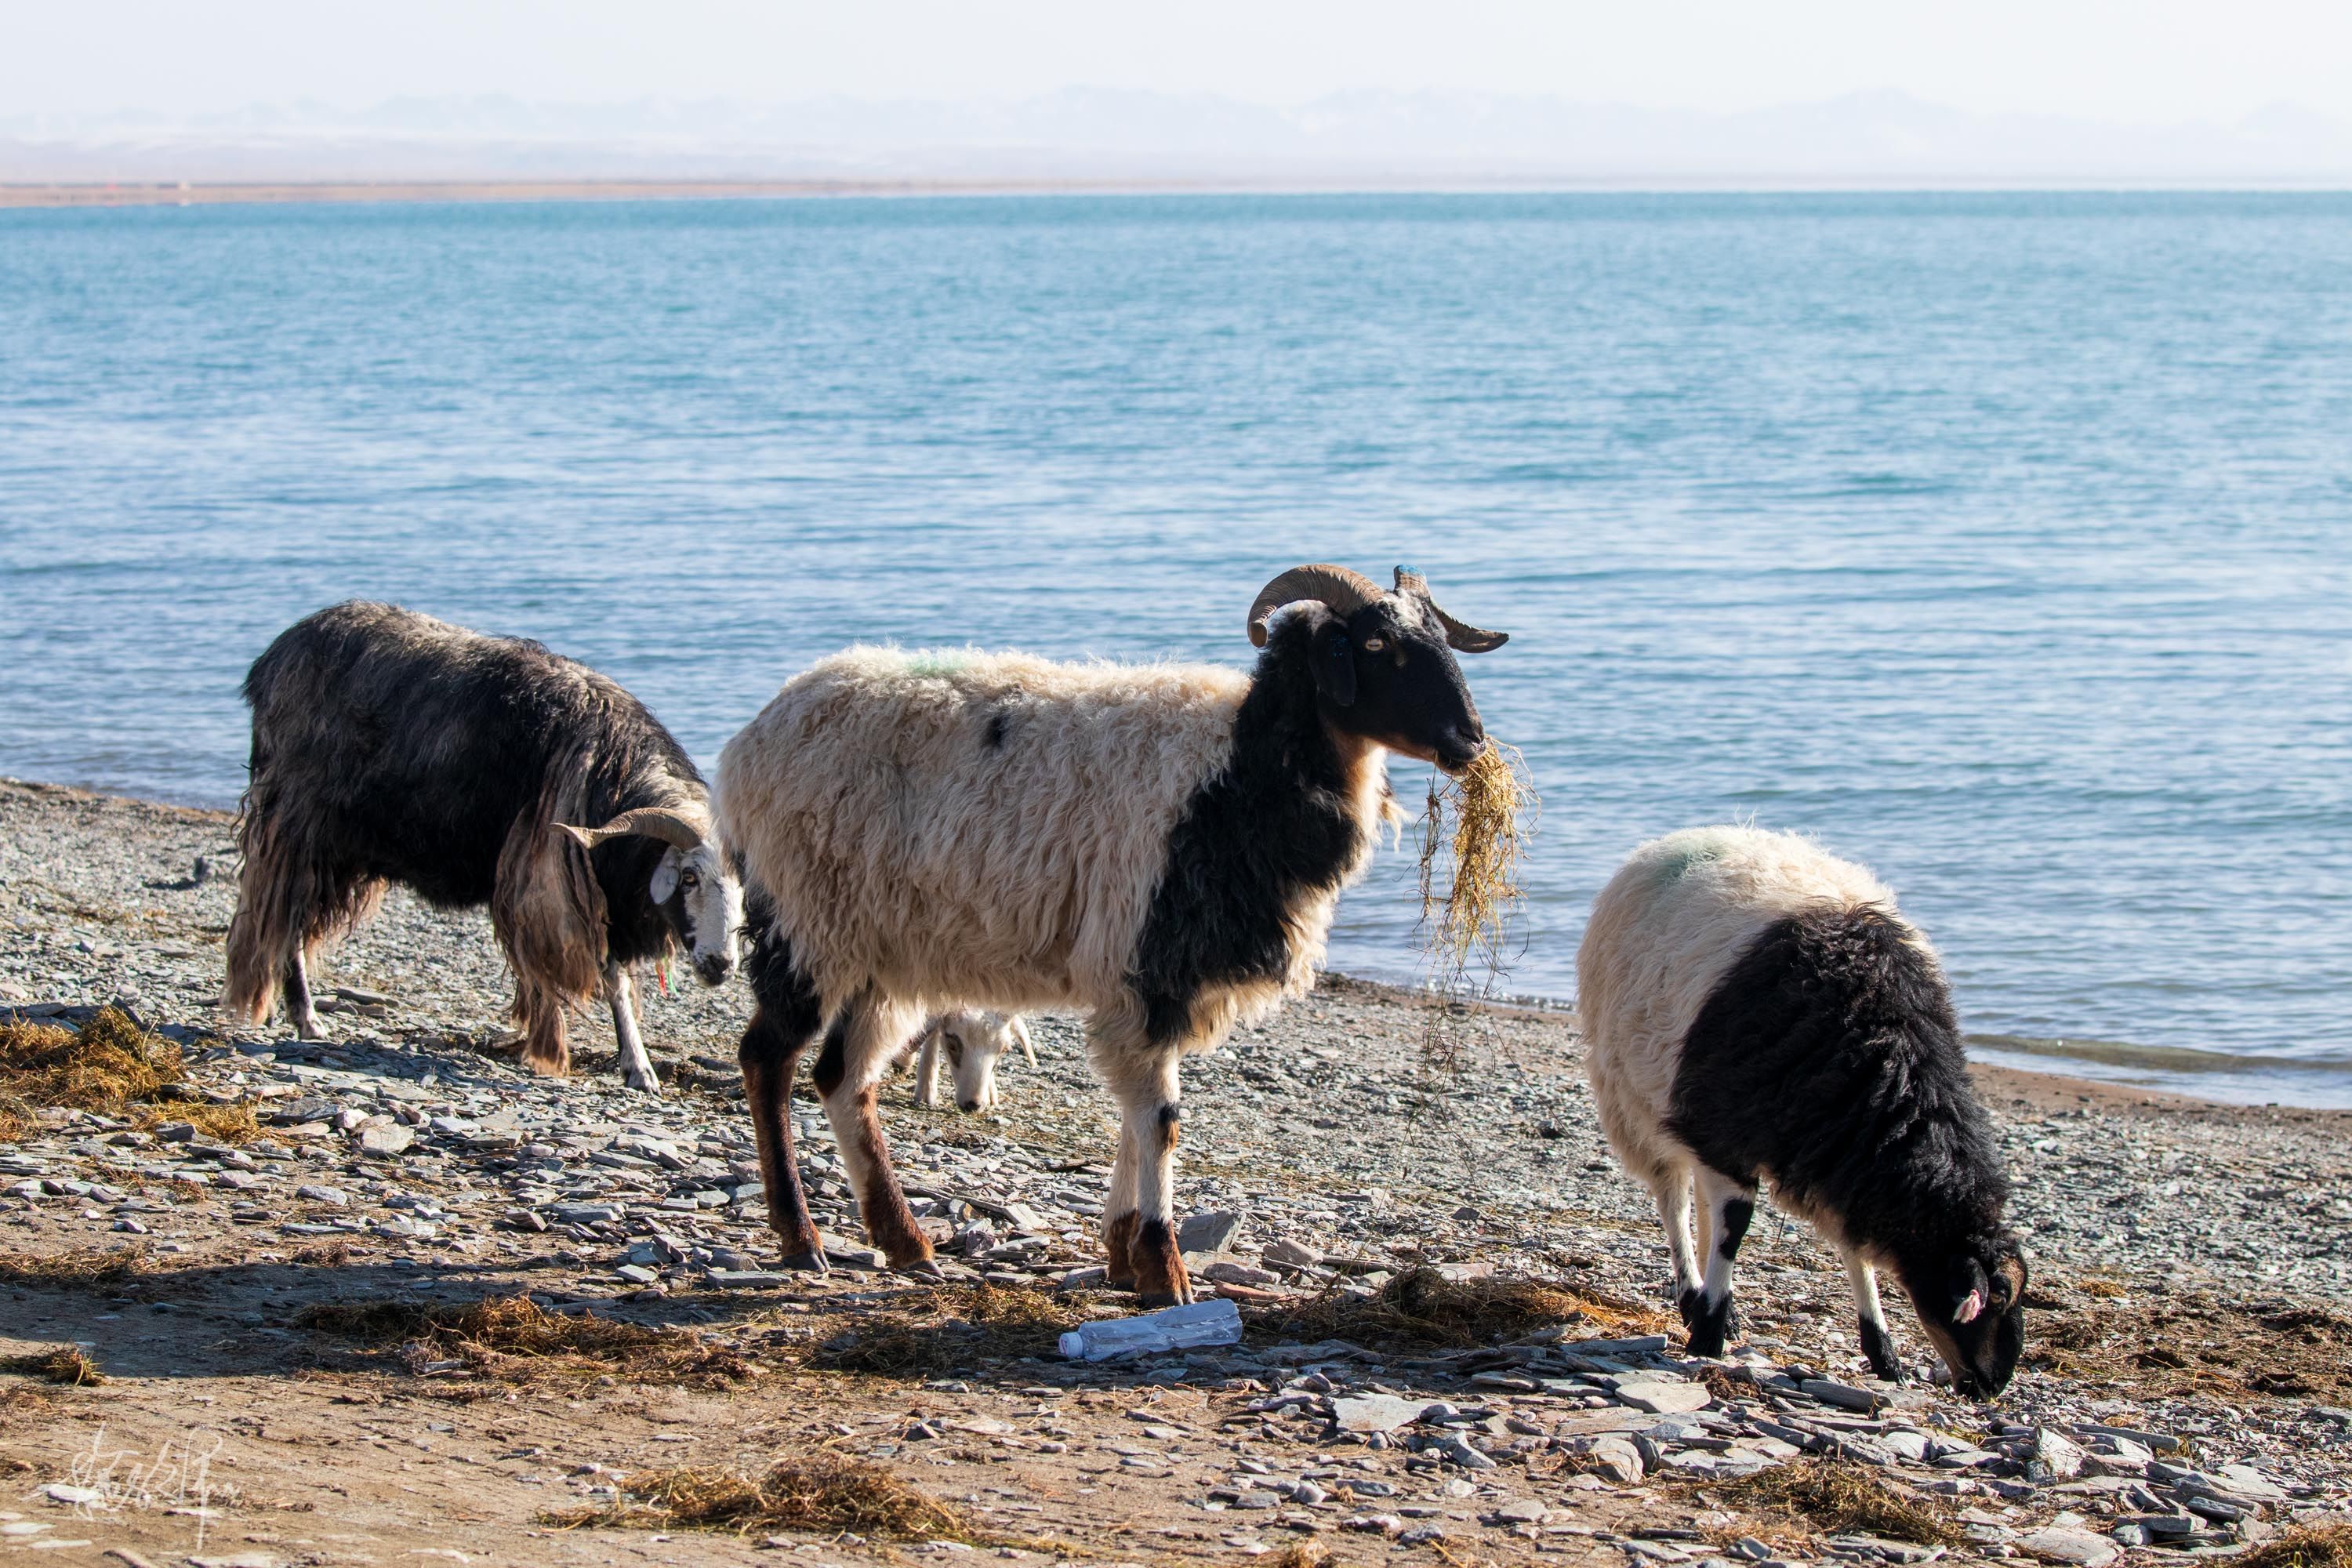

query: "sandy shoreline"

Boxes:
[5, 774, 2351, 1564]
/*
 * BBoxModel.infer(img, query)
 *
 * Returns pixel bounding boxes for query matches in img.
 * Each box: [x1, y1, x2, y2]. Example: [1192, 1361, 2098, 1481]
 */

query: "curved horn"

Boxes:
[1394, 564, 1508, 654]
[1246, 564, 1384, 648]
[557, 807, 709, 852]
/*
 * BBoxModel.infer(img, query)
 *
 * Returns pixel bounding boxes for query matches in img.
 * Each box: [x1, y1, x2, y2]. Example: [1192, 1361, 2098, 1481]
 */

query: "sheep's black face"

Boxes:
[1311, 597, 1490, 774]
[1914, 1243, 2027, 1398]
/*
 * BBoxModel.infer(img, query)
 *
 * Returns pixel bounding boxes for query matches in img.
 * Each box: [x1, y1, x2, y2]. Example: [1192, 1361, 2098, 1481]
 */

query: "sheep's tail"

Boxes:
[224, 782, 383, 1025]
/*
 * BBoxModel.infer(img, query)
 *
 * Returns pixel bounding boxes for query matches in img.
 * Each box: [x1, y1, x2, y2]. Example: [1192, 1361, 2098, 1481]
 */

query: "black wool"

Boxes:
[1125, 619, 1374, 1047]
[1668, 909, 2012, 1263]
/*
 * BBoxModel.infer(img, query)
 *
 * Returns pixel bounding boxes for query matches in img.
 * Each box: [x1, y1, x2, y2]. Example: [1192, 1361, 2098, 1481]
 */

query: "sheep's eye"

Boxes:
[946, 1038, 964, 1064]
[680, 870, 699, 889]
[1363, 636, 1385, 652]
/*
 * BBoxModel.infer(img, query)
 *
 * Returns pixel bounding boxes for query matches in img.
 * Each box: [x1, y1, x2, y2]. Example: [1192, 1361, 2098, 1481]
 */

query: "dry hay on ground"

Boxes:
[1, 1007, 182, 1131]
[296, 1293, 753, 1388]
[0, 1243, 151, 1290]
[0, 1381, 65, 1430]
[1261, 1544, 1332, 1568]
[1701, 1460, 1962, 1548]
[0, 1007, 256, 1142]
[2027, 1283, 2352, 1402]
[2, 1345, 107, 1386]
[543, 1454, 993, 1542]
[2240, 1526, 2352, 1568]
[1251, 1265, 1668, 1350]
[808, 1281, 1091, 1375]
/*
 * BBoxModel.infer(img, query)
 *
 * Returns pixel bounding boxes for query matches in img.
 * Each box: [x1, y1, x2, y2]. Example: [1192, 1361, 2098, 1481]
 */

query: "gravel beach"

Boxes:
[4, 775, 2350, 1568]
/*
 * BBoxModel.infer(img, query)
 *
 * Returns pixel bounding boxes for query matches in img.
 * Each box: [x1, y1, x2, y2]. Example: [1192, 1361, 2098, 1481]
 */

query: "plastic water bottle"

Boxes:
[1057, 1298, 1243, 1362]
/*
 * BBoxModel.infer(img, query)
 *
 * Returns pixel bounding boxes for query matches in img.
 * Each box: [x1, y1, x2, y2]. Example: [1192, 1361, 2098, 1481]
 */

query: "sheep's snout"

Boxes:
[1434, 721, 1487, 774]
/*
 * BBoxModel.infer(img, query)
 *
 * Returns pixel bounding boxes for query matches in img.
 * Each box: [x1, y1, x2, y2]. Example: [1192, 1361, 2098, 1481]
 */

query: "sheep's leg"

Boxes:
[813, 992, 938, 1276]
[514, 979, 572, 1077]
[1682, 1167, 1757, 1357]
[913, 1026, 942, 1108]
[1653, 1163, 1701, 1305]
[740, 925, 828, 1270]
[1846, 1251, 1904, 1382]
[604, 963, 659, 1094]
[283, 950, 323, 1040]
[1107, 1053, 1189, 1308]
[1103, 1118, 1142, 1289]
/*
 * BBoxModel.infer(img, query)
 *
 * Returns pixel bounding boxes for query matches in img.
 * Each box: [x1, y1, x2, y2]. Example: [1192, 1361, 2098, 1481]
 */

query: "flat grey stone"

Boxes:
[355, 1123, 414, 1156]
[2031, 1428, 2088, 1481]
[2017, 1528, 2120, 1568]
[1262, 1237, 1322, 1269]
[1331, 1394, 1433, 1433]
[1802, 1378, 1883, 1411]
[1179, 1210, 1243, 1254]
[1432, 1434, 1497, 1470]
[704, 1269, 793, 1288]
[1571, 1334, 1670, 1357]
[1568, 1434, 1645, 1484]
[1619, 1381, 1712, 1414]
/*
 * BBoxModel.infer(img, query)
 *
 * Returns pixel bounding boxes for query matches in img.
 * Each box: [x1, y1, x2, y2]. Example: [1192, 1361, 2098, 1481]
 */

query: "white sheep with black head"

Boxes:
[1577, 825, 2027, 1397]
[912, 1010, 1036, 1112]
[717, 564, 1508, 1304]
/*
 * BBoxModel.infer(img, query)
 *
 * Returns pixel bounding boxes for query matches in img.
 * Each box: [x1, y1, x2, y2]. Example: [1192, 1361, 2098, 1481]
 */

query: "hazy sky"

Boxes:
[10, 0, 2350, 124]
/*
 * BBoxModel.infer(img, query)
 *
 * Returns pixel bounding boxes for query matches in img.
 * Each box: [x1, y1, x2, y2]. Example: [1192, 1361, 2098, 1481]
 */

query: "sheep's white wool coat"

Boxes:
[717, 646, 1257, 1017]
[1577, 825, 1911, 1182]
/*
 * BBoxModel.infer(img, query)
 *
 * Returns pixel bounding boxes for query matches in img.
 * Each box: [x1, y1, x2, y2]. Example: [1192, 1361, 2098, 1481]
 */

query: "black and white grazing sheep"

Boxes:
[225, 601, 742, 1091]
[1577, 826, 2027, 1396]
[913, 1011, 1036, 1113]
[717, 564, 1508, 1303]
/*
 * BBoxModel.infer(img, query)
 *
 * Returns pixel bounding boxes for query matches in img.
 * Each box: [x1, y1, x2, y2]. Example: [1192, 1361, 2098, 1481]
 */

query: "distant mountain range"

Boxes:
[6, 89, 2350, 185]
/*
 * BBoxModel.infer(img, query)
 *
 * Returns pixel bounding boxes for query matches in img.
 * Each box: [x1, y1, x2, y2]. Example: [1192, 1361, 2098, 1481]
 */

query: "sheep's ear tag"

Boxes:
[1954, 1289, 1986, 1324]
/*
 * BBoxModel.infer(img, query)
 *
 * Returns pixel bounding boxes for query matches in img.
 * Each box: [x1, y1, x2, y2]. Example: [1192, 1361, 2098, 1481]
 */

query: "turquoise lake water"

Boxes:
[3, 192, 2348, 1102]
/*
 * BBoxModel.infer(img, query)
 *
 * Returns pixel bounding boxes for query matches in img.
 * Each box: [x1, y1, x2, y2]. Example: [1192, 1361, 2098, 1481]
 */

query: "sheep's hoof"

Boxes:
[898, 1258, 946, 1283]
[776, 1248, 830, 1275]
[1136, 1289, 1186, 1309]
[622, 1074, 662, 1095]
[1859, 1317, 1905, 1382]
[1679, 1287, 1735, 1357]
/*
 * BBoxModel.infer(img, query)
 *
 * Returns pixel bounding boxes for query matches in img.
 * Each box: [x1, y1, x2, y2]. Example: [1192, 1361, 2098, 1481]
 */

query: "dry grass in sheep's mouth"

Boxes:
[1414, 741, 1537, 1047]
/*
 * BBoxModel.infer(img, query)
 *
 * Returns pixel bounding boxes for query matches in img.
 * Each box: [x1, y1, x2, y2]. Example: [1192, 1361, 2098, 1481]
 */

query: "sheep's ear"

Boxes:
[649, 849, 680, 905]
[1991, 1249, 2027, 1308]
[1312, 622, 1358, 708]
[1010, 1016, 1036, 1067]
[1952, 1257, 1991, 1323]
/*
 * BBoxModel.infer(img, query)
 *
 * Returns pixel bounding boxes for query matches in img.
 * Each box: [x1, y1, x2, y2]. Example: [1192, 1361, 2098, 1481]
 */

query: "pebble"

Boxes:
[355, 1123, 414, 1156]
[1178, 1210, 1242, 1254]
[1331, 1395, 1434, 1434]
[2016, 1527, 2122, 1568]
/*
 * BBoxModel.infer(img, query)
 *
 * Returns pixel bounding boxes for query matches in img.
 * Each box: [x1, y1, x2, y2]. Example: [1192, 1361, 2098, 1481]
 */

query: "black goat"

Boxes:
[224, 601, 740, 1090]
